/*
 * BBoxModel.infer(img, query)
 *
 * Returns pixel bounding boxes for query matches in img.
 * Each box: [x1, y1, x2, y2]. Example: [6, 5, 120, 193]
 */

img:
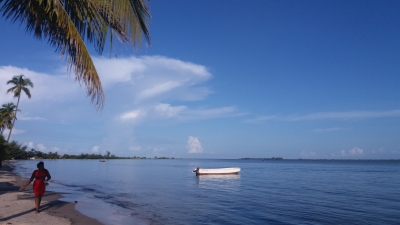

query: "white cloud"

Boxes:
[246, 110, 400, 123]
[152, 147, 166, 155]
[243, 116, 278, 124]
[187, 136, 204, 153]
[119, 110, 146, 121]
[37, 144, 47, 151]
[93, 57, 145, 85]
[155, 103, 187, 118]
[0, 56, 239, 154]
[92, 146, 100, 152]
[138, 81, 183, 100]
[0, 66, 81, 103]
[300, 151, 316, 158]
[349, 147, 363, 155]
[287, 110, 400, 121]
[371, 147, 385, 154]
[27, 142, 34, 149]
[2, 128, 25, 136]
[51, 147, 60, 151]
[94, 55, 212, 102]
[341, 147, 364, 156]
[186, 107, 239, 119]
[120, 105, 240, 123]
[310, 127, 351, 133]
[1, 56, 239, 125]
[19, 116, 46, 121]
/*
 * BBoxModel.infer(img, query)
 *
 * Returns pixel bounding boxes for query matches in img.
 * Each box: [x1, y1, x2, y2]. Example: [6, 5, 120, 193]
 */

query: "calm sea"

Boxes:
[13, 159, 400, 225]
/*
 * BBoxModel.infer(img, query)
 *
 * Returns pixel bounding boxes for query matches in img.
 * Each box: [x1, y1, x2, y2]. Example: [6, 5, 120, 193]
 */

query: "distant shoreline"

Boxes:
[240, 158, 400, 161]
[7, 157, 400, 162]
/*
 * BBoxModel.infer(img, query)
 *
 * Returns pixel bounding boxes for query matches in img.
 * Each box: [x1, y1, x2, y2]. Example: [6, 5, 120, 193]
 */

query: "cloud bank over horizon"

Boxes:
[0, 55, 398, 159]
[0, 56, 239, 157]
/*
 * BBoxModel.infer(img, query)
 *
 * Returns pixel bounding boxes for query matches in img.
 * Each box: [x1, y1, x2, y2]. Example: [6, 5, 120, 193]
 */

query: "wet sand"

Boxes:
[0, 161, 102, 225]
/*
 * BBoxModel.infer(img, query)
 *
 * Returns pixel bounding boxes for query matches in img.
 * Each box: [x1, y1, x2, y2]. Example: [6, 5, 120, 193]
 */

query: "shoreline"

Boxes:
[0, 161, 102, 225]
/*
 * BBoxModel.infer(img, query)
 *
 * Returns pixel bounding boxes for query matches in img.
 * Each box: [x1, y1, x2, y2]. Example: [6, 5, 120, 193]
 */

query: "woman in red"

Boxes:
[20, 161, 51, 213]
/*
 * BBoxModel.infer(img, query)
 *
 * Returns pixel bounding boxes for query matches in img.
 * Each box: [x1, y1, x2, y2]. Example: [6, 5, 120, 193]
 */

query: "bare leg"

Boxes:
[35, 196, 37, 208]
[35, 195, 42, 213]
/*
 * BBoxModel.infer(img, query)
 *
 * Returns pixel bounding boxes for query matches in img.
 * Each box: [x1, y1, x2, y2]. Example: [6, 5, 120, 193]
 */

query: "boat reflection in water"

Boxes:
[195, 172, 241, 192]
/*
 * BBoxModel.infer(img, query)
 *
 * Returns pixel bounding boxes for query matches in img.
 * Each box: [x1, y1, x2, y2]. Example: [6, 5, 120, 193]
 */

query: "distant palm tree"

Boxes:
[6, 75, 33, 142]
[0, 102, 18, 136]
[0, 0, 151, 109]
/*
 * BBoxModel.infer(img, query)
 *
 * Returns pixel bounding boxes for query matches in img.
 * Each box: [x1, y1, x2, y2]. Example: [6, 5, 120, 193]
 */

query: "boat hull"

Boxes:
[193, 167, 240, 176]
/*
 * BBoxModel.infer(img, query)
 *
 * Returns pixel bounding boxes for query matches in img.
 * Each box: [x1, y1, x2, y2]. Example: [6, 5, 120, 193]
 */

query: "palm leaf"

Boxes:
[0, 0, 151, 109]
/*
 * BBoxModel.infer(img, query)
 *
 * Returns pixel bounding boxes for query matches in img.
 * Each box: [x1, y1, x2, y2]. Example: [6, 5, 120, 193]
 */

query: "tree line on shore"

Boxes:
[0, 135, 121, 161]
[0, 135, 174, 162]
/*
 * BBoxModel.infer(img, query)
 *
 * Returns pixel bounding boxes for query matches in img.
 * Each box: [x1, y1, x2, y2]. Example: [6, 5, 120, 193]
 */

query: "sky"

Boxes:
[1, 0, 400, 159]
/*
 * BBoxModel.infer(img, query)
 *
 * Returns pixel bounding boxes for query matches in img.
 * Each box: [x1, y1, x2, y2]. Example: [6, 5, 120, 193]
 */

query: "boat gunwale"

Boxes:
[194, 167, 240, 176]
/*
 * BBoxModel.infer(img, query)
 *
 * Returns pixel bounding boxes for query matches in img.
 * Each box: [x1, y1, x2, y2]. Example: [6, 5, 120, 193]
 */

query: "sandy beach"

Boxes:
[0, 161, 102, 225]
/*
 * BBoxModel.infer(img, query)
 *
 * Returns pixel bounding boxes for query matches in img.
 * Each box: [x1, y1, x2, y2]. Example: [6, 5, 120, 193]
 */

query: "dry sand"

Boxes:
[0, 161, 102, 225]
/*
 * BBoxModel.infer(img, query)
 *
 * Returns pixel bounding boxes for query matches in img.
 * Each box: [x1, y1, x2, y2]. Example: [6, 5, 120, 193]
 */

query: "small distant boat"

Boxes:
[193, 167, 240, 176]
[100, 159, 106, 162]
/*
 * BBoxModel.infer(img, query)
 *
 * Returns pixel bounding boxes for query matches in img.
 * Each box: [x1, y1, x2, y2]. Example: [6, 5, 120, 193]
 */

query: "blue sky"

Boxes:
[1, 0, 400, 159]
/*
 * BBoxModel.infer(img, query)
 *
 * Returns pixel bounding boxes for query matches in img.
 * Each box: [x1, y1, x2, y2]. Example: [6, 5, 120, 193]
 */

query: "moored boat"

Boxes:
[193, 167, 240, 175]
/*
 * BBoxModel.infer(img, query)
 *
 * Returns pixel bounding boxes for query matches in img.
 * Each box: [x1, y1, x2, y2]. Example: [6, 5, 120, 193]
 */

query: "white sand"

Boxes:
[0, 163, 70, 225]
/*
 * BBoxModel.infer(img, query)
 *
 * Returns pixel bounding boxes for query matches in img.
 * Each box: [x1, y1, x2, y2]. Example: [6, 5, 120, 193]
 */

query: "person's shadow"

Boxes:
[0, 194, 70, 221]
[0, 182, 70, 222]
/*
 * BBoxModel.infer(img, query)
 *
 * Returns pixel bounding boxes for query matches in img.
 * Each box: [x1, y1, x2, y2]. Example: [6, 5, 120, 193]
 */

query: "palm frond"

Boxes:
[22, 87, 31, 98]
[0, 0, 151, 109]
[1, 0, 104, 108]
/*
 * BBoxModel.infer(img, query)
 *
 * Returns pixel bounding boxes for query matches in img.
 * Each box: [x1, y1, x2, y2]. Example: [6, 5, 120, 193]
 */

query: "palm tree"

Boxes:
[0, 134, 7, 167]
[0, 0, 151, 109]
[6, 75, 33, 142]
[0, 102, 18, 136]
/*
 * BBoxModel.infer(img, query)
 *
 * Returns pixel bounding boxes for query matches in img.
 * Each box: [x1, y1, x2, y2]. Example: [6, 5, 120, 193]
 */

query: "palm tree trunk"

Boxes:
[6, 95, 20, 142]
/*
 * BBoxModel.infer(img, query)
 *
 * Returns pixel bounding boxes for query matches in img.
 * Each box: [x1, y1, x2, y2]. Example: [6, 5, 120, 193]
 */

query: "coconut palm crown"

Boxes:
[0, 0, 151, 109]
[0, 102, 18, 135]
[6, 75, 33, 142]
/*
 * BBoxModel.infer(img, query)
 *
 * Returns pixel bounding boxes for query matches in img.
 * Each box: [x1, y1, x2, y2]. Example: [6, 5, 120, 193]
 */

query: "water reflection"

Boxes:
[198, 174, 240, 180]
[196, 175, 241, 192]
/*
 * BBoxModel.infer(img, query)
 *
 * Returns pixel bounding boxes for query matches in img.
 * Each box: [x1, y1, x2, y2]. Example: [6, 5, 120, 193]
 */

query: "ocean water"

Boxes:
[13, 159, 400, 225]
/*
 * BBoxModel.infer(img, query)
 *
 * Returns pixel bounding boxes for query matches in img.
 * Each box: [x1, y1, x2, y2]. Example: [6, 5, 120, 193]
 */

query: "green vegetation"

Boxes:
[241, 157, 284, 160]
[0, 75, 33, 166]
[0, 102, 18, 135]
[0, 0, 151, 108]
[6, 75, 33, 142]
[0, 137, 175, 164]
[0, 135, 7, 167]
[154, 156, 175, 159]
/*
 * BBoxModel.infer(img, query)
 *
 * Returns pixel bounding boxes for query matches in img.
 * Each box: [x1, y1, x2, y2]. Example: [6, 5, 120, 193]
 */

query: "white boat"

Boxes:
[100, 159, 106, 162]
[193, 167, 240, 175]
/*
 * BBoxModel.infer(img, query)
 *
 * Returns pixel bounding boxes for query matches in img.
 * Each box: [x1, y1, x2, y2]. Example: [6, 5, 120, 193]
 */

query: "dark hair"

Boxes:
[37, 161, 44, 169]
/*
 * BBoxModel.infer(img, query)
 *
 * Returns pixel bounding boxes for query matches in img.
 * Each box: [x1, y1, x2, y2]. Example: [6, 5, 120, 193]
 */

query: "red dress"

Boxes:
[33, 169, 49, 195]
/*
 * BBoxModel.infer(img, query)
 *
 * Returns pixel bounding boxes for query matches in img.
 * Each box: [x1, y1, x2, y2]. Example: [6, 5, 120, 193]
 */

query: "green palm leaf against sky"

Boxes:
[0, 0, 151, 109]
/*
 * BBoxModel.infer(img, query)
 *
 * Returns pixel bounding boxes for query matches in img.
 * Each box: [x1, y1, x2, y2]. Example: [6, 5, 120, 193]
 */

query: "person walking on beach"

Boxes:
[20, 161, 51, 213]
